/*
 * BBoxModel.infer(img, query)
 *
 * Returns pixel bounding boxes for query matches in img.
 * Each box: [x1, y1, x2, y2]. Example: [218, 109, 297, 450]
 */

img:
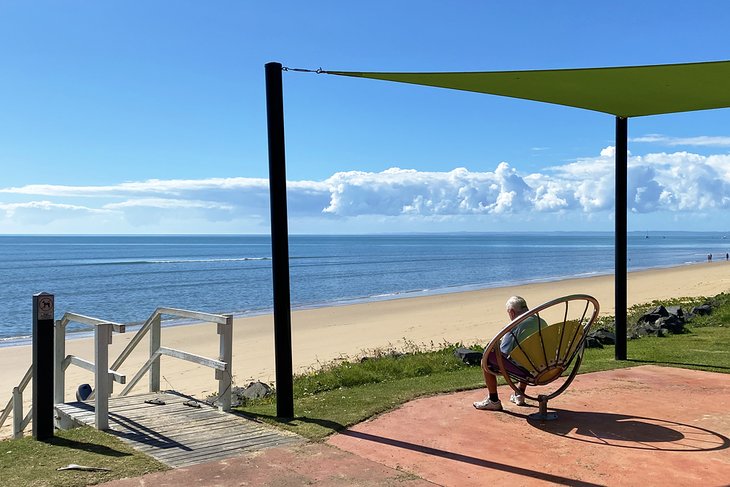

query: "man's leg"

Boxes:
[483, 367, 498, 394]
[474, 359, 503, 410]
[509, 381, 528, 406]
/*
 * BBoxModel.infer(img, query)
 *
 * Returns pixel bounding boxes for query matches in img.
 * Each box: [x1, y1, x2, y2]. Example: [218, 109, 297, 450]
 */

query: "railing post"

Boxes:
[12, 387, 22, 439]
[216, 314, 233, 411]
[95, 323, 112, 430]
[149, 314, 161, 392]
[54, 319, 66, 405]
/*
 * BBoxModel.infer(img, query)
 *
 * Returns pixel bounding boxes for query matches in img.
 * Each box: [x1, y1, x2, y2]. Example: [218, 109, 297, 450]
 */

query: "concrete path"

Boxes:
[100, 365, 730, 487]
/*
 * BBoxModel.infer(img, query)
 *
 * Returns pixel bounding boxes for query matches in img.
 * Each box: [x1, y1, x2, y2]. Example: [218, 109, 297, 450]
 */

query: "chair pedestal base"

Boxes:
[528, 395, 557, 421]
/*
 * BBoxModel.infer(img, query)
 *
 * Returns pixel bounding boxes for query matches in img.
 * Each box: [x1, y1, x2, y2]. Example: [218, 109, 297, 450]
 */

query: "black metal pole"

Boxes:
[32, 292, 55, 440]
[265, 62, 294, 418]
[615, 117, 628, 360]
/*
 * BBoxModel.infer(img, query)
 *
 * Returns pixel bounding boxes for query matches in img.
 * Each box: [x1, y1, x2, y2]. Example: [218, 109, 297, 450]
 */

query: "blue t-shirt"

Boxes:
[500, 315, 547, 354]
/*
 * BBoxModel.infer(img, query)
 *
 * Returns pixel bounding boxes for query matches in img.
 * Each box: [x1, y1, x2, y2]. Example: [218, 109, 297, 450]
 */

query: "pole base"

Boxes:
[528, 411, 558, 421]
[528, 395, 557, 421]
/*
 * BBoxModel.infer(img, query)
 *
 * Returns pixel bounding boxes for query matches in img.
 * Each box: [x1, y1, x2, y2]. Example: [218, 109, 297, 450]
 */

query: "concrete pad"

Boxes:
[100, 366, 729, 486]
[328, 366, 730, 486]
[99, 442, 433, 487]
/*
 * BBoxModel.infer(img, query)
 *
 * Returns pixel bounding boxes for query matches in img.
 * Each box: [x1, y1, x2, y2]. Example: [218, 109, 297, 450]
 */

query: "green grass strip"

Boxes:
[0, 427, 167, 487]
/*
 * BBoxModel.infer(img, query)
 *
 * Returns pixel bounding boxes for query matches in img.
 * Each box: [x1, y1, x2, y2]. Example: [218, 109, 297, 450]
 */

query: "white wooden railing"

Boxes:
[0, 365, 33, 439]
[54, 313, 128, 430]
[112, 307, 233, 412]
[1, 307, 233, 436]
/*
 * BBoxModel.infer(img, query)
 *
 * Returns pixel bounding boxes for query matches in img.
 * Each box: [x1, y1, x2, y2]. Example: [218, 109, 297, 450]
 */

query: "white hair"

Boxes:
[505, 295, 529, 313]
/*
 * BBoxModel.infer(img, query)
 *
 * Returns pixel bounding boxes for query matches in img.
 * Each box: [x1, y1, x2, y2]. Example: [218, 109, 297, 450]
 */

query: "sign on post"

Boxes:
[32, 292, 55, 440]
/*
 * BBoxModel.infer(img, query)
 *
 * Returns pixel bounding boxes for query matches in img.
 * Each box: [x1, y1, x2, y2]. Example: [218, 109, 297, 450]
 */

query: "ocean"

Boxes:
[0, 233, 728, 342]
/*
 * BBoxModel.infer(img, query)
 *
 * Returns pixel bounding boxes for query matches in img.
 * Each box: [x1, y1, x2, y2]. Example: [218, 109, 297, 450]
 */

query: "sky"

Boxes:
[1, 1, 730, 234]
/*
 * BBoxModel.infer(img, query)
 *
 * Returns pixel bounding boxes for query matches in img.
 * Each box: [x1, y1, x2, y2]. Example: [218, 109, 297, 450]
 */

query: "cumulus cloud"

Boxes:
[2, 146, 730, 232]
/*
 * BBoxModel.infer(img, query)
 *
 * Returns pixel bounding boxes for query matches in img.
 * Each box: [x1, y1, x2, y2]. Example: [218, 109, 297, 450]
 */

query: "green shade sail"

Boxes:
[325, 60, 730, 118]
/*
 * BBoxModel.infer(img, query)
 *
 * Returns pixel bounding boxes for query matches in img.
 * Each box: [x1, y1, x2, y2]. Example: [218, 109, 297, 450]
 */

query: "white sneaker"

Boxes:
[510, 392, 526, 406]
[473, 397, 503, 411]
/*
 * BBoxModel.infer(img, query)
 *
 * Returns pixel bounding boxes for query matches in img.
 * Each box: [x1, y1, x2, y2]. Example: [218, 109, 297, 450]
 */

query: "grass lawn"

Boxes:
[0, 427, 167, 487]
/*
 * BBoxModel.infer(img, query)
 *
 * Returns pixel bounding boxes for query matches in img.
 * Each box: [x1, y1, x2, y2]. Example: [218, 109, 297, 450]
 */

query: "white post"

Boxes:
[149, 314, 161, 392]
[94, 324, 112, 430]
[12, 387, 22, 439]
[54, 320, 66, 405]
[216, 314, 233, 411]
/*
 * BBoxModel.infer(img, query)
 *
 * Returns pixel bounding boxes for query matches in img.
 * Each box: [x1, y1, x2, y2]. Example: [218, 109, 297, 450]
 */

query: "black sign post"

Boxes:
[32, 292, 55, 440]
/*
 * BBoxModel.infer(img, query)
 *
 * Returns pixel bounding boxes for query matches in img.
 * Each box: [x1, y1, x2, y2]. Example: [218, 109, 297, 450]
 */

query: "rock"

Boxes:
[454, 347, 482, 365]
[655, 315, 685, 334]
[241, 381, 273, 400]
[665, 305, 685, 319]
[650, 305, 670, 317]
[208, 381, 274, 407]
[637, 305, 669, 325]
[636, 322, 660, 337]
[589, 328, 616, 345]
[690, 304, 713, 316]
[584, 336, 604, 349]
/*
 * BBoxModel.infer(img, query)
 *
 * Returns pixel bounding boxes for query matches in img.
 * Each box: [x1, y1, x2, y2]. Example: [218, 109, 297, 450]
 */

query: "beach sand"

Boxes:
[1, 261, 729, 437]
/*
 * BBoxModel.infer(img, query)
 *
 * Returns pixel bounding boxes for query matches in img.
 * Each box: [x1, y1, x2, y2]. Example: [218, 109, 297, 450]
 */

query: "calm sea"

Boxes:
[0, 233, 728, 341]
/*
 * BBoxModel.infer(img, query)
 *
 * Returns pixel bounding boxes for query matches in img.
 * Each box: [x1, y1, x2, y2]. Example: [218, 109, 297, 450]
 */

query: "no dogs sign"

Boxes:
[36, 294, 54, 321]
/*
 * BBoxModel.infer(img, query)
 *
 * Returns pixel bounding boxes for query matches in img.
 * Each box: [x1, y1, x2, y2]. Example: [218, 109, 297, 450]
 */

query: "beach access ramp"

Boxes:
[2, 306, 303, 467]
[55, 390, 303, 467]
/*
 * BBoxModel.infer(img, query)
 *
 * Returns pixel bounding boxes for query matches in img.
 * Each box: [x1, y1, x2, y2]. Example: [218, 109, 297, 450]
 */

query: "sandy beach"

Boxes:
[1, 261, 729, 436]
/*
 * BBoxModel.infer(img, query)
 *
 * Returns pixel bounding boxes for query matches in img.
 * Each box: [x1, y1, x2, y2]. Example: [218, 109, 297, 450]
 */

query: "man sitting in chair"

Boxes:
[473, 295, 546, 411]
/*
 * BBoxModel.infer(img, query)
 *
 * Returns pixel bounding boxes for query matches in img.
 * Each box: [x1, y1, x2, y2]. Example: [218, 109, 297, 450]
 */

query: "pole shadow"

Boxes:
[514, 408, 730, 452]
[626, 358, 730, 371]
[340, 429, 606, 487]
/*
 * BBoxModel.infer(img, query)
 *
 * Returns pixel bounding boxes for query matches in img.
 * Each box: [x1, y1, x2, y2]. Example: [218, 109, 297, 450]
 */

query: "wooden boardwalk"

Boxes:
[55, 391, 304, 467]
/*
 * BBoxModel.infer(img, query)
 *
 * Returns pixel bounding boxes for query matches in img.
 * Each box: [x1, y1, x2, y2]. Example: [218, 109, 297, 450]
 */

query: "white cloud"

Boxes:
[0, 201, 115, 226]
[631, 134, 730, 147]
[0, 177, 272, 197]
[1, 146, 730, 232]
[0, 200, 112, 216]
[104, 198, 234, 211]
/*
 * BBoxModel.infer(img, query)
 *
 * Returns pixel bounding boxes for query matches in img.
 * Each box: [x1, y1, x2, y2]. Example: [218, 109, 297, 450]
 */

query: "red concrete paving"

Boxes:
[100, 366, 730, 487]
[99, 442, 434, 486]
[329, 366, 730, 486]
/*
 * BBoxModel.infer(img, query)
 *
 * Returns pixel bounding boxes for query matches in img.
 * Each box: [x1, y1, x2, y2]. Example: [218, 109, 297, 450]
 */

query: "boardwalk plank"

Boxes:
[57, 391, 303, 466]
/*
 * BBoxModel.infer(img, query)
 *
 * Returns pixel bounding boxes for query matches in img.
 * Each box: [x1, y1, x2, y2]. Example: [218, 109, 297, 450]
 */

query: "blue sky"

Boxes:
[1, 1, 730, 234]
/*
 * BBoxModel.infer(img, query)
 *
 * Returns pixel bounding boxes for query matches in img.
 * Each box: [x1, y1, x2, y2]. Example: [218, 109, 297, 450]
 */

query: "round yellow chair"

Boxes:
[483, 294, 600, 420]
